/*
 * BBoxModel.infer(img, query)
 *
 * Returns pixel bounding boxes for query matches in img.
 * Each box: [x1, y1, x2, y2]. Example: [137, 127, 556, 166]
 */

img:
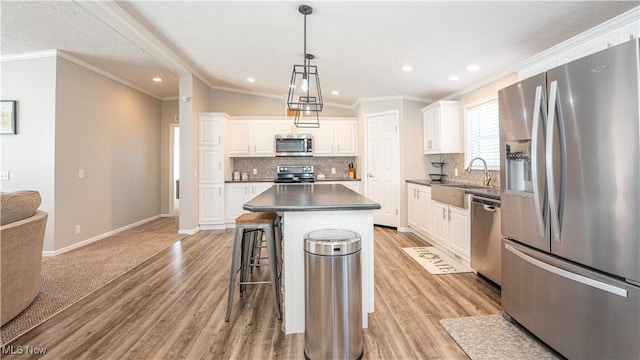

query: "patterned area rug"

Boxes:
[0, 217, 186, 345]
[440, 314, 561, 360]
[402, 246, 472, 274]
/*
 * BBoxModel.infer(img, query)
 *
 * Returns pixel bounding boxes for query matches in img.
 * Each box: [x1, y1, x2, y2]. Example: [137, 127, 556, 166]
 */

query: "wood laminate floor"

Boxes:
[4, 224, 501, 359]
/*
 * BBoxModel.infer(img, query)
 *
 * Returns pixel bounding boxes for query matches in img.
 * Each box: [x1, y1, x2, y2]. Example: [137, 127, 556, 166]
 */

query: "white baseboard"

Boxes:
[397, 226, 412, 233]
[159, 213, 174, 218]
[43, 215, 161, 257]
[178, 226, 200, 235]
[200, 224, 226, 230]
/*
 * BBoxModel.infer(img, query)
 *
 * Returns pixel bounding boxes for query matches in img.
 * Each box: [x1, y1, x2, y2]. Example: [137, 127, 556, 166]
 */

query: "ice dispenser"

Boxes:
[505, 141, 532, 192]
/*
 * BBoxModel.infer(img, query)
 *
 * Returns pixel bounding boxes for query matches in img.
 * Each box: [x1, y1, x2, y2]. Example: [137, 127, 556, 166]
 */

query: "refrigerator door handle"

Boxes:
[505, 244, 628, 298]
[546, 80, 561, 243]
[531, 85, 546, 237]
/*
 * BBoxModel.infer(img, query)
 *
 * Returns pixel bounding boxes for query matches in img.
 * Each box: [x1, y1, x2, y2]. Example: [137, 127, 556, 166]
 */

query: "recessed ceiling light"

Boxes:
[466, 64, 480, 72]
[401, 65, 414, 72]
[331, 90, 340, 96]
[152, 77, 162, 82]
[246, 77, 256, 83]
[448, 75, 460, 81]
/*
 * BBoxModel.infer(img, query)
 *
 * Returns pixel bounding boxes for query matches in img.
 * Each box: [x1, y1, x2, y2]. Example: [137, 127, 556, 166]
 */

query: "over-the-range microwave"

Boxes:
[275, 134, 313, 157]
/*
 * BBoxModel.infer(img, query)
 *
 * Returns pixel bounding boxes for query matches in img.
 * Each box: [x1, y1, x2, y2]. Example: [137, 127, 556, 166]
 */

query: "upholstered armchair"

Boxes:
[1, 190, 48, 326]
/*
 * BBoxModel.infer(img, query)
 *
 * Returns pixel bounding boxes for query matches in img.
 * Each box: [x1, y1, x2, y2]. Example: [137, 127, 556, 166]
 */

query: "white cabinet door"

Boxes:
[422, 100, 461, 154]
[199, 116, 223, 146]
[199, 185, 225, 224]
[229, 121, 251, 156]
[313, 125, 334, 155]
[274, 120, 294, 136]
[431, 201, 448, 246]
[225, 183, 249, 222]
[229, 120, 275, 156]
[225, 182, 273, 223]
[199, 147, 223, 184]
[249, 182, 272, 197]
[407, 184, 419, 228]
[417, 186, 432, 236]
[449, 205, 470, 261]
[335, 121, 357, 155]
[423, 108, 440, 153]
[250, 122, 275, 156]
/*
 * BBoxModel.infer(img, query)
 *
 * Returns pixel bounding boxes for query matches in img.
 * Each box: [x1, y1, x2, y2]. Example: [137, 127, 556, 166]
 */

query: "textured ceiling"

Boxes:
[1, 1, 638, 104]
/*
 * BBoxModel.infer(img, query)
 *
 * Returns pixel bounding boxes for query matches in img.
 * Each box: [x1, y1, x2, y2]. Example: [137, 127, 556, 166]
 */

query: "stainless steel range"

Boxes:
[274, 165, 314, 183]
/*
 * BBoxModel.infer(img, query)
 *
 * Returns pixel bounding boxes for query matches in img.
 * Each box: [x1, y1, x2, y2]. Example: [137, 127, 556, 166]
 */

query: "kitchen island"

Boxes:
[244, 183, 381, 334]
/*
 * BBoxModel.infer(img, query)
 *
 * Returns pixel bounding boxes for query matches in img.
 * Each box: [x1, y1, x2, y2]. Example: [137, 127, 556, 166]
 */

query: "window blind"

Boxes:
[466, 99, 499, 170]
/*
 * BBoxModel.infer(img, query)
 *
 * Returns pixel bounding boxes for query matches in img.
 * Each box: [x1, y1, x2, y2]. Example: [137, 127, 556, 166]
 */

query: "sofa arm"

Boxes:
[1, 210, 48, 325]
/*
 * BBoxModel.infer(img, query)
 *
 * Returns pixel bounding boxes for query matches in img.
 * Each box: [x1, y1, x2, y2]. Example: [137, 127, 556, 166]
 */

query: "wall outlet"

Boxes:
[75, 225, 81, 235]
[454, 168, 459, 177]
[252, 168, 257, 175]
[331, 168, 336, 174]
[78, 169, 85, 179]
[0, 171, 9, 181]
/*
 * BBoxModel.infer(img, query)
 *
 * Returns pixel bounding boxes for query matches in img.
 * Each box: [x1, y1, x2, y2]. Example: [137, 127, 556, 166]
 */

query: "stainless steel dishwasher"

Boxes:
[471, 196, 502, 286]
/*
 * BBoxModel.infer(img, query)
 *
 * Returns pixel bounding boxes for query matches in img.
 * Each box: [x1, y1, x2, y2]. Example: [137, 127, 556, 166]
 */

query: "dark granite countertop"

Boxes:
[406, 179, 500, 200]
[225, 179, 273, 183]
[225, 178, 362, 184]
[243, 183, 381, 212]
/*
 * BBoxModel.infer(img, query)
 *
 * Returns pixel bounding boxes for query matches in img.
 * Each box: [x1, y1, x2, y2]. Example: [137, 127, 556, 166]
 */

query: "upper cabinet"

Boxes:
[298, 118, 358, 156]
[229, 120, 275, 156]
[229, 117, 357, 157]
[422, 100, 462, 154]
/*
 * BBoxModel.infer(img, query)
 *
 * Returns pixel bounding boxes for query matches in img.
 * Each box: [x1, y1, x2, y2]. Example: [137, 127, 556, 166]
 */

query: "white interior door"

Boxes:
[365, 111, 399, 227]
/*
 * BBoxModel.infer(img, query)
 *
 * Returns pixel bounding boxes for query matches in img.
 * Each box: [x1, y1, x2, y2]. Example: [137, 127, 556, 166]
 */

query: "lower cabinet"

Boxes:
[199, 184, 225, 229]
[431, 198, 470, 262]
[225, 182, 273, 225]
[407, 183, 431, 236]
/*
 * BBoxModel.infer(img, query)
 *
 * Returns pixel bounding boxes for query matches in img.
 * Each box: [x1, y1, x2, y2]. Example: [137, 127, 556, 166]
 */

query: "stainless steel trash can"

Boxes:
[304, 229, 363, 360]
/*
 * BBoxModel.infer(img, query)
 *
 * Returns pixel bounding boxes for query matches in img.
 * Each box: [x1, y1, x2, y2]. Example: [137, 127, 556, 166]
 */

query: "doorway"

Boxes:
[170, 124, 180, 217]
[365, 110, 400, 227]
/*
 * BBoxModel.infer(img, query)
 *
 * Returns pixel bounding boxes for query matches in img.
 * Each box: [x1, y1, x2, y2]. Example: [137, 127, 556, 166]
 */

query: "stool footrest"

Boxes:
[237, 280, 271, 285]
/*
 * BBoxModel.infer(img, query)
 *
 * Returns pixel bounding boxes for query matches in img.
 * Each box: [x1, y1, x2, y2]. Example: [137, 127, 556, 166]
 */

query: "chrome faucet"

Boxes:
[466, 157, 492, 187]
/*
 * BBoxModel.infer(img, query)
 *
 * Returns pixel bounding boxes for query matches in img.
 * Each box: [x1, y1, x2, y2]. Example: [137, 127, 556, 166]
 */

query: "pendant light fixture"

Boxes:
[287, 4, 323, 128]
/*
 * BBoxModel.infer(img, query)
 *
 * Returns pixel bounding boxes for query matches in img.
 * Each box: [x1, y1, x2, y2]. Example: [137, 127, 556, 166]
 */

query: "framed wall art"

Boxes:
[0, 100, 17, 135]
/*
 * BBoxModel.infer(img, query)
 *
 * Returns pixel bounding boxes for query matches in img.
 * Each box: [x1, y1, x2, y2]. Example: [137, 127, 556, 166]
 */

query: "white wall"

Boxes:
[0, 56, 57, 251]
[53, 57, 163, 251]
[1, 55, 163, 252]
[178, 75, 210, 234]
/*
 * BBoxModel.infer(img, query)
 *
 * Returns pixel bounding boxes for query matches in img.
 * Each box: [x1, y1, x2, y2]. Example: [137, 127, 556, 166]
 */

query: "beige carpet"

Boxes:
[1, 217, 186, 345]
[440, 314, 562, 360]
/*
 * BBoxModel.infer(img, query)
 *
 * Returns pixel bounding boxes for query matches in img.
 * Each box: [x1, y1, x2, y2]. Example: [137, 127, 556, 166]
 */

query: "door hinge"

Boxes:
[396, 209, 399, 215]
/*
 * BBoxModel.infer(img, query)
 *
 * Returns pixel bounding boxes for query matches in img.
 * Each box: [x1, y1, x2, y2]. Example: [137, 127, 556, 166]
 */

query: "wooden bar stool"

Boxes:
[226, 212, 282, 322]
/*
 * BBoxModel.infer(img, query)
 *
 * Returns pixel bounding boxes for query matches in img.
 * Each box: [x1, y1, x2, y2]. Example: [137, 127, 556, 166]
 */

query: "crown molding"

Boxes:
[513, 6, 640, 72]
[1, 49, 58, 61]
[163, 96, 179, 101]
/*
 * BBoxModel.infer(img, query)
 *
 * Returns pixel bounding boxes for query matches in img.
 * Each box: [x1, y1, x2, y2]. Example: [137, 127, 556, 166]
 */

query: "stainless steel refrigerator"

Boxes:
[499, 39, 640, 359]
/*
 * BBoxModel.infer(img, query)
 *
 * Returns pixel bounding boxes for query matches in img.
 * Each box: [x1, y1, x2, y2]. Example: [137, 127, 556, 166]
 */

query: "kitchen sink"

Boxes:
[431, 184, 468, 208]
[436, 183, 487, 190]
